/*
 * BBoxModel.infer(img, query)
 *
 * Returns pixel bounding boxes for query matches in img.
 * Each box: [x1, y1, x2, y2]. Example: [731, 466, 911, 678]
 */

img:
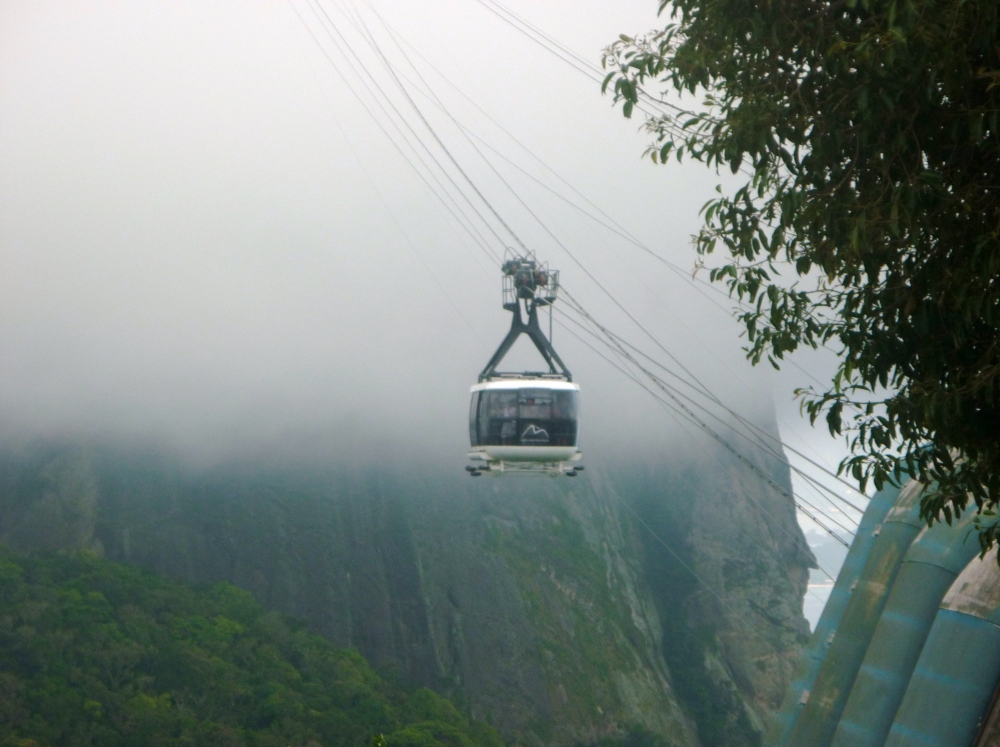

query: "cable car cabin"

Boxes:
[467, 251, 583, 476]
[468, 378, 581, 475]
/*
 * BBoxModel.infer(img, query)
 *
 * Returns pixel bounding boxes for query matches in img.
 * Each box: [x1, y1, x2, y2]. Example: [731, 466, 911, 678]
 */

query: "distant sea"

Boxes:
[802, 527, 851, 631]
[803, 580, 835, 630]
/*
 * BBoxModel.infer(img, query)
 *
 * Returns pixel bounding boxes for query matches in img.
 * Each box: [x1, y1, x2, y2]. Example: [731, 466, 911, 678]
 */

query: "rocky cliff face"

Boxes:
[0, 438, 812, 747]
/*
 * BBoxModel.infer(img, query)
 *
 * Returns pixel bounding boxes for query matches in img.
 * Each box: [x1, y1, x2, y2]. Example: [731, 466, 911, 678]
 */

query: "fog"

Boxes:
[0, 0, 849, 506]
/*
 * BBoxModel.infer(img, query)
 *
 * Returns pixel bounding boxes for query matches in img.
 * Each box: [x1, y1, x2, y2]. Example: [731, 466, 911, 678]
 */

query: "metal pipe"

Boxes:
[788, 479, 925, 747]
[884, 546, 1000, 747]
[765, 485, 901, 747]
[828, 509, 980, 747]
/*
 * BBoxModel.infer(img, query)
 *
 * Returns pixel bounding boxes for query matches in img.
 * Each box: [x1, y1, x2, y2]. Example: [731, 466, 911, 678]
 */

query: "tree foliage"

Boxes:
[0, 549, 505, 747]
[602, 0, 1000, 545]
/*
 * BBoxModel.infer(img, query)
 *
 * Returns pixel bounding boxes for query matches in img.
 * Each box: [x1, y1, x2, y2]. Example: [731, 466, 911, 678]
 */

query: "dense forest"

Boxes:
[0, 548, 505, 747]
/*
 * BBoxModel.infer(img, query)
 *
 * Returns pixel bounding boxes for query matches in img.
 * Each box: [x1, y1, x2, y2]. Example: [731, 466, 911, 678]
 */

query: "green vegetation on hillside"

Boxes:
[0, 549, 504, 747]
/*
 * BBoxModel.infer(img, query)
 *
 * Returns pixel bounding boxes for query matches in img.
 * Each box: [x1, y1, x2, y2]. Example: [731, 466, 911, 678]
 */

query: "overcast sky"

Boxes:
[0, 0, 861, 552]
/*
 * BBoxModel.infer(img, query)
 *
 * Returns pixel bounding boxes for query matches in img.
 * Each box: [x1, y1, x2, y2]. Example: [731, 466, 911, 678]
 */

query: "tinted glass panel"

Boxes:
[469, 392, 480, 446]
[552, 391, 577, 420]
[519, 389, 552, 419]
[488, 390, 518, 419]
[478, 390, 519, 445]
[472, 388, 579, 448]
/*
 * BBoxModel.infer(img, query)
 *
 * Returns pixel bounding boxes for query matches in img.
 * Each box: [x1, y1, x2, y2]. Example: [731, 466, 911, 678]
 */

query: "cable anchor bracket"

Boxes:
[478, 250, 571, 382]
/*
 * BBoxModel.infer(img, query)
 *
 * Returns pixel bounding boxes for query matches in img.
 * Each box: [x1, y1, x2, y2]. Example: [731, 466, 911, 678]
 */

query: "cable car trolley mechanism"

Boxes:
[467, 251, 583, 477]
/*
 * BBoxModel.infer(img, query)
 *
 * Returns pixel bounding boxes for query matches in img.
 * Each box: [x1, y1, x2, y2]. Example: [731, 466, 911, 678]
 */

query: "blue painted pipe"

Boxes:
[765, 485, 900, 747]
[828, 510, 980, 747]
[788, 480, 925, 747]
[885, 547, 1000, 747]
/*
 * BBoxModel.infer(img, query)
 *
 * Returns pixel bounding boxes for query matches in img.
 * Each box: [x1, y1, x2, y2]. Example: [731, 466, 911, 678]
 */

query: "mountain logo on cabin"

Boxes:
[521, 424, 550, 443]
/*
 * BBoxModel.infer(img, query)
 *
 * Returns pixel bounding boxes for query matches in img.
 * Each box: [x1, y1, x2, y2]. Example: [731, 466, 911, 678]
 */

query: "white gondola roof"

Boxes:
[471, 377, 579, 393]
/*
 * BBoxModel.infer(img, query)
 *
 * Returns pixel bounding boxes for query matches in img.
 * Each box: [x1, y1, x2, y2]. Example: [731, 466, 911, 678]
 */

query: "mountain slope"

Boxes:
[0, 440, 812, 747]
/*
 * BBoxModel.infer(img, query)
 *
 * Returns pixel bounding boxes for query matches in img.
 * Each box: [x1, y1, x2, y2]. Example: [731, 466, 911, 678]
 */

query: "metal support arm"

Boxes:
[478, 300, 571, 381]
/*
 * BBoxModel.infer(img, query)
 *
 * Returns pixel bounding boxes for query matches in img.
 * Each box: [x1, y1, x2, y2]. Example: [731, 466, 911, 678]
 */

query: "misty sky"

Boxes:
[0, 1, 862, 558]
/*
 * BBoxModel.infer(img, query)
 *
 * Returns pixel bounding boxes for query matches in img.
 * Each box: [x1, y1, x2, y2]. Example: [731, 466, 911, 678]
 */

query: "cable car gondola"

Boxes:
[466, 252, 582, 476]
